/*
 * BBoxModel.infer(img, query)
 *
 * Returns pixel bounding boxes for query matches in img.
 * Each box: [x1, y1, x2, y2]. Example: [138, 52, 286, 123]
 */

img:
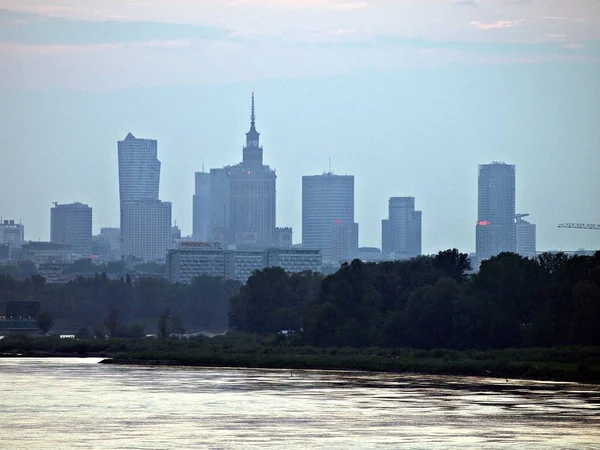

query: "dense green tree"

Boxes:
[433, 249, 472, 283]
[404, 278, 457, 349]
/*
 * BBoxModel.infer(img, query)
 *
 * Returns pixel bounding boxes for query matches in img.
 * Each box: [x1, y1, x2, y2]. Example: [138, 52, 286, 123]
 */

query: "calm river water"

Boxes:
[1, 358, 599, 449]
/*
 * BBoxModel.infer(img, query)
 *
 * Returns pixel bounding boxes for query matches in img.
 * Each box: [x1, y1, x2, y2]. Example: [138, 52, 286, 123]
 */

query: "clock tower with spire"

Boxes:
[243, 91, 263, 167]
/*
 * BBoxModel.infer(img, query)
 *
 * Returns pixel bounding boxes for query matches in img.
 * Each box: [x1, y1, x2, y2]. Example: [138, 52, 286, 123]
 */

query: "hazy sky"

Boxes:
[1, 0, 599, 254]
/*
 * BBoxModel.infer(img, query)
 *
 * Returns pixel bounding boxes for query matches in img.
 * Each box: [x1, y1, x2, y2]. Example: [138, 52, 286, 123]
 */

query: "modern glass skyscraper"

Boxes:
[117, 133, 160, 202]
[302, 172, 357, 264]
[381, 197, 422, 260]
[117, 133, 171, 261]
[50, 202, 92, 258]
[476, 162, 516, 261]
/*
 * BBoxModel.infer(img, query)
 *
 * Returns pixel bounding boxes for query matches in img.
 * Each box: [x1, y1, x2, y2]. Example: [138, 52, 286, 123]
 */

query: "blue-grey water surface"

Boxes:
[0, 358, 599, 449]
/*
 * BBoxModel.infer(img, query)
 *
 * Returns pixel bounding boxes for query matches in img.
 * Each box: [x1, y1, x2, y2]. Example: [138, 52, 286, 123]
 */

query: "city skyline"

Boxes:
[0, 2, 599, 254]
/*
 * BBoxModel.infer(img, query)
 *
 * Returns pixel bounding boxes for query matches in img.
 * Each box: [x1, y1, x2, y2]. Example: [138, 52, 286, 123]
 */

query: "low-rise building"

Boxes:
[167, 242, 322, 284]
[21, 242, 73, 265]
[265, 248, 322, 274]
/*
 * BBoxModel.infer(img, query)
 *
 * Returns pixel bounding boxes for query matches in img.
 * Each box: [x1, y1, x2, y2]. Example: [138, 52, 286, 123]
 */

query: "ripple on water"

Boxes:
[0, 358, 599, 449]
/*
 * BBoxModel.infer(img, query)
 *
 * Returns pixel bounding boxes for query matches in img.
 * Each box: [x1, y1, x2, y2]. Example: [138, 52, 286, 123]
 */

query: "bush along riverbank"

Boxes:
[1, 333, 598, 384]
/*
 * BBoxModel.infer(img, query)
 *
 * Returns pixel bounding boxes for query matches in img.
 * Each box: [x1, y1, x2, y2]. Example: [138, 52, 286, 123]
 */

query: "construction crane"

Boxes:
[558, 223, 600, 230]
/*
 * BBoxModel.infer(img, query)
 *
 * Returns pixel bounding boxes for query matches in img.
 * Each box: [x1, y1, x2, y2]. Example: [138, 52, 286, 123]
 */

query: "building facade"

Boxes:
[166, 242, 322, 284]
[265, 248, 322, 274]
[381, 197, 422, 260]
[100, 227, 121, 261]
[21, 242, 73, 264]
[302, 172, 357, 264]
[0, 220, 25, 260]
[193, 171, 211, 241]
[50, 202, 92, 258]
[166, 242, 226, 284]
[118, 133, 171, 261]
[516, 213, 536, 258]
[121, 200, 172, 261]
[476, 162, 516, 261]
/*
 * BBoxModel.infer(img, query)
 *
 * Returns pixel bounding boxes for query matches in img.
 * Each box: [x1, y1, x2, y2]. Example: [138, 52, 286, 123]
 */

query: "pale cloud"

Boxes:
[470, 20, 520, 30]
[532, 16, 588, 23]
[0, 0, 598, 91]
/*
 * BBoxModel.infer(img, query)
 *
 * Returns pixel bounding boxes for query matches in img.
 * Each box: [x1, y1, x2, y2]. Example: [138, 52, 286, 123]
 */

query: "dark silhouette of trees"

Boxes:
[158, 307, 172, 339]
[1, 249, 598, 350]
[432, 248, 472, 283]
[105, 309, 119, 338]
[230, 250, 600, 350]
[36, 310, 54, 335]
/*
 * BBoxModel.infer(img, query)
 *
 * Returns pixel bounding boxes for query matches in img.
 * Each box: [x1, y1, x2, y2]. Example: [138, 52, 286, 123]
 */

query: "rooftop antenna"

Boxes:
[328, 157, 332, 174]
[202, 157, 205, 173]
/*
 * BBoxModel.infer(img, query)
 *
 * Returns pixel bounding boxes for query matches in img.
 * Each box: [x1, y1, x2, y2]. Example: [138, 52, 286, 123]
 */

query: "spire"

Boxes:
[251, 90, 256, 127]
[246, 90, 260, 147]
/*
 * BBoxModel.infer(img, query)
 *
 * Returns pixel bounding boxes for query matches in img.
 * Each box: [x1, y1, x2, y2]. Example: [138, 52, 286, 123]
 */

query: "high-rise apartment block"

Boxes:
[118, 133, 172, 261]
[50, 202, 92, 258]
[516, 213, 536, 258]
[195, 93, 285, 249]
[302, 173, 358, 264]
[381, 197, 422, 260]
[476, 162, 516, 261]
[121, 200, 172, 261]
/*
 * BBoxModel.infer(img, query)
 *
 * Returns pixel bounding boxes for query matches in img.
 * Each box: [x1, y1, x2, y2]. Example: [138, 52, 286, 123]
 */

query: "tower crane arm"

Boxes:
[558, 223, 600, 230]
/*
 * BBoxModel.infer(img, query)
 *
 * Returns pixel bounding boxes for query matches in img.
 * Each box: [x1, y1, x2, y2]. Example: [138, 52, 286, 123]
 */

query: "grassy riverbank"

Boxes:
[1, 333, 598, 384]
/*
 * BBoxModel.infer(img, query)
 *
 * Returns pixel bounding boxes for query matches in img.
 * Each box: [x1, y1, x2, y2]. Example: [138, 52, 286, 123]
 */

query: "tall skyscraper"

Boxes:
[118, 133, 160, 202]
[193, 170, 210, 241]
[381, 197, 422, 260]
[302, 172, 358, 264]
[118, 133, 171, 261]
[476, 162, 516, 261]
[204, 93, 278, 248]
[50, 202, 92, 258]
[516, 213, 536, 258]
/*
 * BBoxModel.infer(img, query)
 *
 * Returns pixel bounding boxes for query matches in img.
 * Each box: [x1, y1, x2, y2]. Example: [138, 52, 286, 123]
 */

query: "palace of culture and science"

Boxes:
[193, 92, 292, 249]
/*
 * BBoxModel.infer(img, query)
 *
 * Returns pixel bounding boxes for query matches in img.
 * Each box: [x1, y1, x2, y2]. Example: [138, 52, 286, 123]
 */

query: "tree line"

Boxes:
[229, 250, 600, 349]
[0, 272, 241, 334]
[1, 249, 599, 350]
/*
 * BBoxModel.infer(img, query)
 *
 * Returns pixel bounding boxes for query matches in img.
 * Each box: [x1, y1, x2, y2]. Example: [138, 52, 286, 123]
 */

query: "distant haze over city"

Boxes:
[0, 1, 599, 254]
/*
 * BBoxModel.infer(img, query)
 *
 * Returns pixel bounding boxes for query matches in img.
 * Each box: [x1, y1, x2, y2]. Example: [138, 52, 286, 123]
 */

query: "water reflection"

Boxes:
[1, 358, 599, 449]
